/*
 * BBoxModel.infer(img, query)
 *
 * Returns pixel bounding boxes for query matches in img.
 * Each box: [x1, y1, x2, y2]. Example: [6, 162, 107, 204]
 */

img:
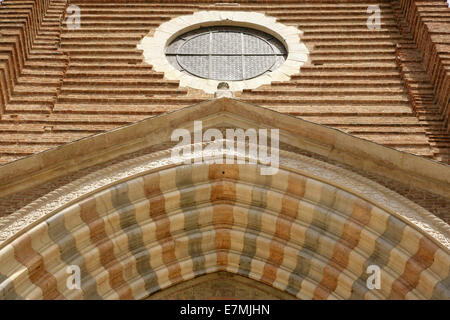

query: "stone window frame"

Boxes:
[138, 11, 309, 94]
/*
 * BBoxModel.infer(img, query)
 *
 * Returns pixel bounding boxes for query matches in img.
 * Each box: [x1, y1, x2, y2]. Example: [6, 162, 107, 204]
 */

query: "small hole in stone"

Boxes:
[222, 171, 225, 174]
[217, 82, 229, 90]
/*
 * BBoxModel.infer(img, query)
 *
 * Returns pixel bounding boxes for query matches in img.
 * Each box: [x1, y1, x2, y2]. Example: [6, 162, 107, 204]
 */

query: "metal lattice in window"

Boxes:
[166, 26, 287, 81]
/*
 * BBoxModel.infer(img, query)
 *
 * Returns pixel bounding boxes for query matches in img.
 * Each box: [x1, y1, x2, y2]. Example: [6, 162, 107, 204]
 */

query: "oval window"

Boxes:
[165, 26, 287, 81]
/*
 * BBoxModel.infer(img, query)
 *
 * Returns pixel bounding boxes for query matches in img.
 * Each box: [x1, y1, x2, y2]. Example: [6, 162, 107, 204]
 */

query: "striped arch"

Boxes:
[0, 157, 448, 300]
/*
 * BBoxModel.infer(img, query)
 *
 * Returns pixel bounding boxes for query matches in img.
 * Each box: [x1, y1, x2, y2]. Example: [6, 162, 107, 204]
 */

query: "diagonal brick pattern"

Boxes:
[392, 0, 450, 162]
[397, 0, 450, 133]
[0, 0, 69, 163]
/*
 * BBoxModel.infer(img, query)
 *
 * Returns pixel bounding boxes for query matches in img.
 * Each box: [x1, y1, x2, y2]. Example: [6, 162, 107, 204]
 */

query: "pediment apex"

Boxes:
[0, 98, 448, 199]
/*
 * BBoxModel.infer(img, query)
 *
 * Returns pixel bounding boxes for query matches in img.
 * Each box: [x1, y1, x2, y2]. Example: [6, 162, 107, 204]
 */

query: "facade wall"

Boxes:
[397, 0, 450, 132]
[0, 0, 449, 164]
[0, 0, 449, 301]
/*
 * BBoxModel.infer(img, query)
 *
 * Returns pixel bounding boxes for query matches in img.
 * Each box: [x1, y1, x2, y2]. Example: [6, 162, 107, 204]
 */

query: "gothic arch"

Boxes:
[0, 151, 448, 300]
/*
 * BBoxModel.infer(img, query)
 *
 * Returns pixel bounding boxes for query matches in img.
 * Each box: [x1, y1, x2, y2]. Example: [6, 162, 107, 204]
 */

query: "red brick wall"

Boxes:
[397, 0, 450, 132]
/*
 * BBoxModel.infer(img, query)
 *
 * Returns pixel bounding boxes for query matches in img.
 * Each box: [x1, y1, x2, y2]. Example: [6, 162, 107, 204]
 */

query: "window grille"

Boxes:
[166, 26, 287, 81]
